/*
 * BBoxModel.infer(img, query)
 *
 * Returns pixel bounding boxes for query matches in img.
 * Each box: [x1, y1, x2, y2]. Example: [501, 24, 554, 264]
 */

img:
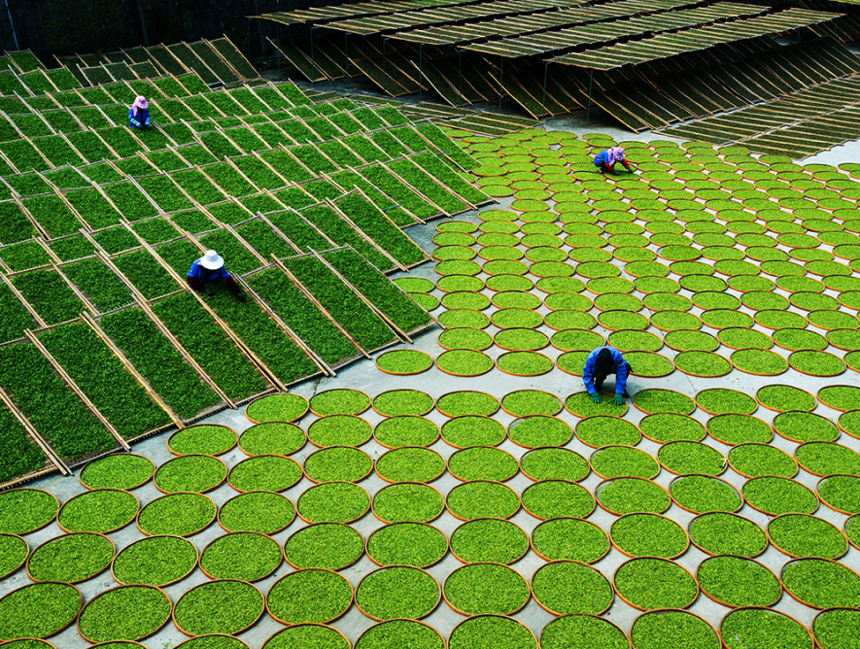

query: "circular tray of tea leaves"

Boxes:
[499, 390, 561, 417]
[266, 569, 352, 625]
[781, 558, 860, 610]
[441, 416, 506, 448]
[200, 531, 281, 582]
[447, 446, 518, 482]
[789, 350, 846, 377]
[245, 393, 309, 423]
[743, 476, 819, 516]
[0, 533, 26, 581]
[590, 445, 659, 479]
[283, 523, 363, 571]
[541, 612, 628, 649]
[626, 351, 675, 377]
[227, 455, 302, 493]
[450, 518, 529, 564]
[639, 414, 706, 444]
[697, 555, 781, 608]
[812, 609, 860, 649]
[612, 557, 698, 611]
[167, 424, 236, 457]
[632, 389, 695, 415]
[795, 441, 860, 477]
[373, 416, 439, 448]
[817, 475, 860, 514]
[508, 416, 572, 448]
[27, 532, 113, 584]
[436, 349, 494, 376]
[307, 415, 373, 448]
[154, 455, 227, 494]
[447, 481, 521, 521]
[630, 610, 720, 649]
[717, 328, 773, 351]
[596, 478, 671, 516]
[530, 517, 609, 564]
[719, 607, 813, 649]
[818, 385, 860, 411]
[79, 584, 171, 643]
[303, 446, 373, 483]
[366, 522, 448, 568]
[576, 416, 640, 447]
[58, 489, 139, 534]
[657, 441, 725, 476]
[355, 620, 444, 649]
[756, 385, 816, 412]
[664, 330, 720, 353]
[217, 491, 294, 535]
[112, 535, 197, 587]
[729, 349, 788, 376]
[238, 423, 306, 457]
[688, 512, 768, 558]
[356, 566, 440, 621]
[296, 482, 371, 524]
[372, 390, 434, 417]
[79, 455, 154, 491]
[372, 482, 445, 524]
[376, 350, 434, 375]
[767, 513, 847, 560]
[695, 388, 757, 415]
[531, 560, 613, 616]
[520, 447, 589, 483]
[494, 328, 549, 352]
[496, 351, 553, 376]
[610, 513, 689, 559]
[564, 391, 628, 418]
[436, 391, 499, 417]
[439, 327, 493, 351]
[375, 447, 445, 483]
[262, 625, 347, 649]
[137, 493, 216, 537]
[670, 475, 743, 514]
[309, 389, 371, 416]
[438, 308, 490, 329]
[728, 443, 797, 478]
[674, 351, 732, 377]
[443, 563, 529, 617]
[773, 411, 840, 443]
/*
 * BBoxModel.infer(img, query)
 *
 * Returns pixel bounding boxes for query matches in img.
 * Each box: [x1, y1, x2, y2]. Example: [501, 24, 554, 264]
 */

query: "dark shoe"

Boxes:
[622, 391, 630, 398]
[203, 286, 214, 296]
[236, 292, 247, 302]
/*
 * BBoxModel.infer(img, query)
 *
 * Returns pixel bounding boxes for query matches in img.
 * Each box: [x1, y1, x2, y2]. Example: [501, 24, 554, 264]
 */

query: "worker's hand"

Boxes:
[613, 394, 624, 406]
[203, 286, 214, 297]
[591, 394, 601, 404]
[236, 292, 247, 302]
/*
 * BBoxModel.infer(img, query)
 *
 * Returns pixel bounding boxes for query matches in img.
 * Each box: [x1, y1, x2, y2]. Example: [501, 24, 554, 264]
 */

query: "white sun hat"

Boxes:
[200, 249, 224, 270]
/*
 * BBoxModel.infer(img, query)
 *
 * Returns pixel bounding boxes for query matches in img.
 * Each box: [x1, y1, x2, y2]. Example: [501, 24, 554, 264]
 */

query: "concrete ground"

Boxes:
[4, 77, 859, 649]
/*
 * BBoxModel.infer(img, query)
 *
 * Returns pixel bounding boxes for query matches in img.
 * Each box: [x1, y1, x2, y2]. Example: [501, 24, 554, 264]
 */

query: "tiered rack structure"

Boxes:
[0, 45, 492, 490]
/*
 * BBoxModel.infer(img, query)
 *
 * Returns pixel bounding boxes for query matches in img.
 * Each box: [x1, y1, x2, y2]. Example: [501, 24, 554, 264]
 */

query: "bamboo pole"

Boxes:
[25, 329, 131, 450]
[51, 261, 99, 316]
[80, 311, 184, 428]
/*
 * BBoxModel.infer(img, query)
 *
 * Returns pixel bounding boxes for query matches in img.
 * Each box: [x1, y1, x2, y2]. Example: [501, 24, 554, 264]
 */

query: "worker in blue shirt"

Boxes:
[583, 346, 631, 405]
[128, 96, 151, 130]
[186, 250, 246, 301]
[593, 146, 633, 176]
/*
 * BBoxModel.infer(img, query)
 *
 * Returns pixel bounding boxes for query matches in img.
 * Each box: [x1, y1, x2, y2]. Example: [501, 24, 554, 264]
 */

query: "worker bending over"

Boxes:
[594, 146, 633, 176]
[187, 250, 246, 301]
[583, 346, 631, 405]
[128, 96, 151, 130]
